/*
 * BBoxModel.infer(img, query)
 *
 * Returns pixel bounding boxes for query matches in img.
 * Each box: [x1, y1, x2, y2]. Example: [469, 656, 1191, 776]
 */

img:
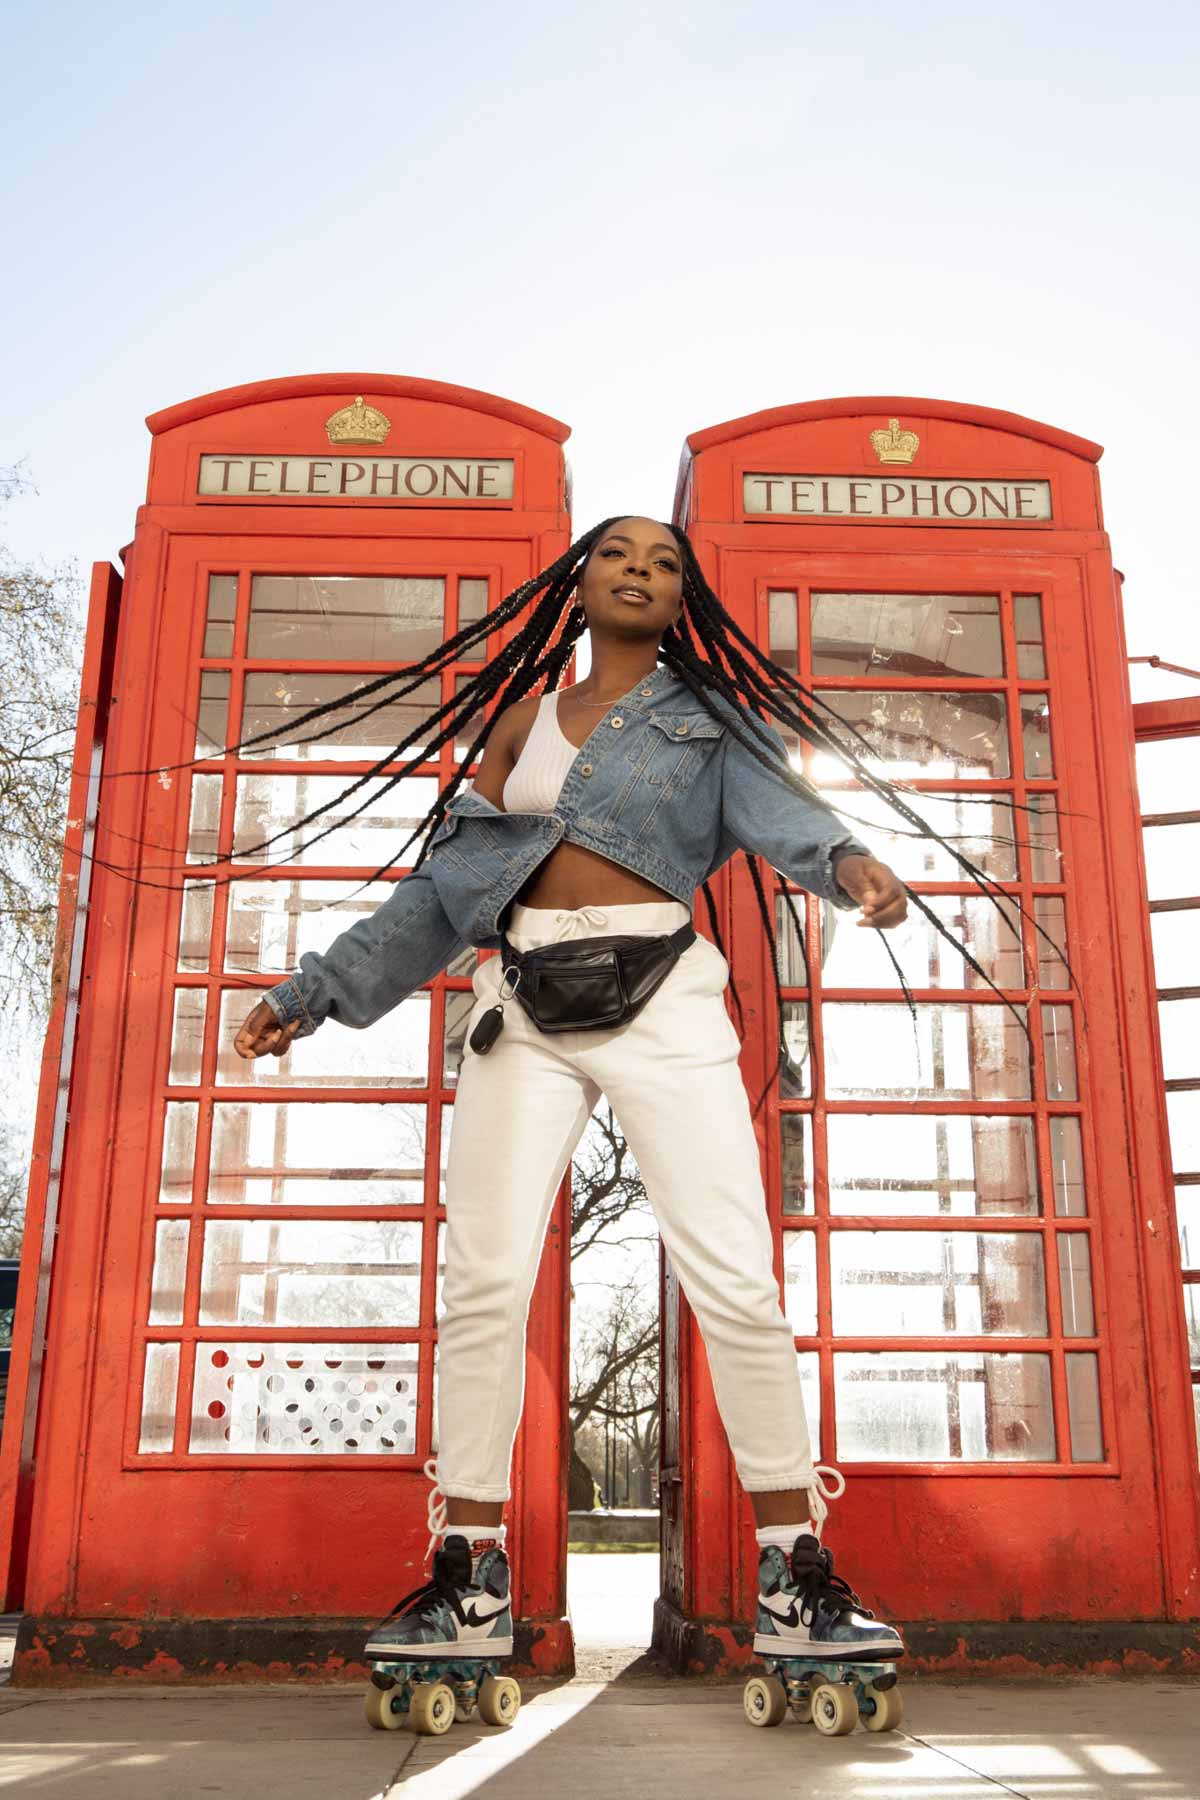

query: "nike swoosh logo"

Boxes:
[759, 1600, 803, 1630]
[462, 1601, 510, 1629]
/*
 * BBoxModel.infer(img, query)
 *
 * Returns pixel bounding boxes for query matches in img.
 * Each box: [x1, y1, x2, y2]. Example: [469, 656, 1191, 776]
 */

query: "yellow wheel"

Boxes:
[364, 1684, 404, 1731]
[862, 1682, 904, 1733]
[409, 1681, 456, 1735]
[478, 1673, 522, 1727]
[743, 1675, 787, 1727]
[811, 1681, 859, 1736]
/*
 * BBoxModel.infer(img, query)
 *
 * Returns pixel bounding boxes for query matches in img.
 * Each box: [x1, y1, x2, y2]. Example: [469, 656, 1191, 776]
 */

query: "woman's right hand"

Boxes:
[233, 1000, 304, 1060]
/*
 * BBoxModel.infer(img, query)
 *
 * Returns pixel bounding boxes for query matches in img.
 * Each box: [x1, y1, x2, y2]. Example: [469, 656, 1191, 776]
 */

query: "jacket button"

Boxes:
[611, 716, 624, 729]
[581, 763, 594, 776]
[639, 686, 653, 697]
[675, 722, 689, 735]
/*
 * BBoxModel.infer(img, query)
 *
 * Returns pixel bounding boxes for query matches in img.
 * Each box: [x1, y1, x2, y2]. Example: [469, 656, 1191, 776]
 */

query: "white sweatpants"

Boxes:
[436, 900, 820, 1505]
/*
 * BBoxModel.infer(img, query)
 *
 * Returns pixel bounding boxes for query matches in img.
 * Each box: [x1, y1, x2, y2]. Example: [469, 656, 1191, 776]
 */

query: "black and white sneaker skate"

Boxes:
[365, 1533, 513, 1662]
[754, 1534, 904, 1661]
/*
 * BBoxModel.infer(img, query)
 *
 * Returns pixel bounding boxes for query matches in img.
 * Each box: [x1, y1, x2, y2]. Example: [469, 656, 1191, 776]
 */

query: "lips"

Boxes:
[613, 585, 651, 603]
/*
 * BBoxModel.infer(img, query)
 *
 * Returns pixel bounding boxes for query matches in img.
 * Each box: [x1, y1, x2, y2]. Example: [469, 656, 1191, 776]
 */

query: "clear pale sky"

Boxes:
[3, 0, 1198, 687]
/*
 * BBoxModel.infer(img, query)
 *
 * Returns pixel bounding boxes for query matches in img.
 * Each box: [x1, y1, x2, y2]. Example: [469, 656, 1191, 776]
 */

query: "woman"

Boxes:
[233, 516, 912, 1670]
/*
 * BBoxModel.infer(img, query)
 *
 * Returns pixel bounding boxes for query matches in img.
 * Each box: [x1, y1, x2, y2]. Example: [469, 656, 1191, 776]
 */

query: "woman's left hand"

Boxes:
[833, 854, 908, 929]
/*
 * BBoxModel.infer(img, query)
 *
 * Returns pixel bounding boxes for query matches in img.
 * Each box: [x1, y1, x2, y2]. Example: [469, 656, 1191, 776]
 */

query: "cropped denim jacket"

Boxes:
[262, 665, 869, 1036]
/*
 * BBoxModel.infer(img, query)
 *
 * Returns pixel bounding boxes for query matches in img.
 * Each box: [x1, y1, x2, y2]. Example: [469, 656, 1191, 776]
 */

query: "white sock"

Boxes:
[441, 1523, 506, 1578]
[756, 1522, 813, 1555]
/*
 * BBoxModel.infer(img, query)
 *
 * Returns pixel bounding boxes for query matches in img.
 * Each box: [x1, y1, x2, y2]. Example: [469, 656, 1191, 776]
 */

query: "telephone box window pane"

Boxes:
[1150, 910, 1200, 989]
[1042, 1004, 1079, 1100]
[204, 575, 237, 658]
[1065, 1352, 1105, 1462]
[811, 593, 1003, 679]
[781, 1003, 811, 1098]
[247, 575, 446, 662]
[225, 878, 398, 973]
[1049, 1116, 1087, 1216]
[1158, 997, 1200, 1082]
[1143, 824, 1200, 902]
[177, 881, 215, 972]
[820, 789, 1018, 884]
[1013, 595, 1046, 679]
[148, 1220, 189, 1325]
[1020, 695, 1054, 777]
[822, 894, 1022, 991]
[209, 1102, 428, 1206]
[444, 991, 475, 1086]
[783, 1231, 817, 1334]
[824, 1003, 1030, 1101]
[768, 591, 798, 672]
[780, 1113, 814, 1214]
[774, 893, 809, 988]
[188, 773, 223, 862]
[1034, 897, 1069, 990]
[819, 690, 1010, 779]
[797, 1352, 821, 1459]
[826, 1115, 1039, 1216]
[169, 989, 207, 1086]
[830, 1232, 1047, 1336]
[1136, 736, 1200, 813]
[233, 774, 437, 866]
[138, 1342, 180, 1454]
[199, 1219, 422, 1326]
[1177, 1189, 1200, 1269]
[240, 674, 441, 761]
[835, 1351, 1054, 1461]
[196, 670, 231, 757]
[458, 577, 489, 630]
[1185, 1288, 1200, 1365]
[1057, 1234, 1095, 1337]
[189, 1342, 419, 1455]
[160, 1101, 197, 1205]
[1026, 793, 1063, 882]
[216, 989, 429, 1089]
[1166, 1093, 1200, 1174]
[454, 675, 485, 760]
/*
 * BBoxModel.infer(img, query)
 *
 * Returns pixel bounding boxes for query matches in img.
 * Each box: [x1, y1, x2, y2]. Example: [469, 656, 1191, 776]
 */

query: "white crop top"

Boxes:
[501, 690, 579, 814]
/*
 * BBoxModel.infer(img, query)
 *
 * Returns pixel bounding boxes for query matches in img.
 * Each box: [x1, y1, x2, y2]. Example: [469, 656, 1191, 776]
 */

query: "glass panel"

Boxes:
[1166, 1092, 1200, 1175]
[1020, 695, 1054, 777]
[797, 1351, 821, 1459]
[240, 674, 442, 761]
[823, 1003, 1030, 1100]
[454, 675, 486, 760]
[1135, 736, 1200, 814]
[781, 1002, 811, 1098]
[779, 1113, 814, 1214]
[209, 1102, 428, 1206]
[138, 1342, 180, 1454]
[169, 989, 206, 1086]
[830, 1232, 1047, 1335]
[189, 1341, 419, 1454]
[1042, 1004, 1079, 1100]
[196, 670, 230, 758]
[1049, 1116, 1087, 1216]
[826, 1115, 1039, 1216]
[1185, 1286, 1200, 1365]
[822, 894, 1023, 991]
[1034, 896, 1069, 989]
[1150, 910, 1200, 988]
[1025, 793, 1063, 882]
[199, 1219, 422, 1326]
[1158, 997, 1200, 1081]
[768, 591, 798, 672]
[224, 879, 398, 973]
[816, 690, 1010, 779]
[1057, 1233, 1095, 1336]
[233, 773, 437, 866]
[188, 773, 223, 862]
[773, 893, 809, 988]
[1065, 1352, 1105, 1462]
[204, 574, 237, 658]
[148, 1221, 189, 1325]
[1177, 1188, 1200, 1269]
[1013, 594, 1046, 679]
[458, 576, 489, 632]
[782, 1231, 817, 1334]
[159, 1101, 197, 1205]
[247, 575, 446, 661]
[817, 789, 1019, 883]
[811, 592, 1002, 679]
[216, 989, 429, 1089]
[835, 1351, 1054, 1461]
[443, 990, 474, 1086]
[177, 882, 215, 972]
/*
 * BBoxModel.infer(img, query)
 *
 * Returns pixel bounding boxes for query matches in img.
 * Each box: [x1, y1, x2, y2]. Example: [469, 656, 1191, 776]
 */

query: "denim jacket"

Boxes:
[262, 665, 869, 1036]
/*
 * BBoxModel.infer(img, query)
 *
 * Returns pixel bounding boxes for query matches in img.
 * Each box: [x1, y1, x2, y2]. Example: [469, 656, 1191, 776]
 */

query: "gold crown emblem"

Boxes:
[869, 417, 920, 464]
[325, 395, 392, 445]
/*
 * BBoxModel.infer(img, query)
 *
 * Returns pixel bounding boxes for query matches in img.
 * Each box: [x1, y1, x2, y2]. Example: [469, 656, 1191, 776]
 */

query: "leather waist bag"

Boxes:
[498, 921, 696, 1032]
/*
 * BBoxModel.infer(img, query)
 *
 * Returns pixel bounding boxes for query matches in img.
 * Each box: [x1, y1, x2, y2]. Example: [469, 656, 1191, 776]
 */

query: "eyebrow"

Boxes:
[602, 533, 679, 556]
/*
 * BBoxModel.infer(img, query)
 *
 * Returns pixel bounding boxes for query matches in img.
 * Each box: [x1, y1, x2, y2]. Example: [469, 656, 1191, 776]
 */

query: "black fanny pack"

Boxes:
[468, 921, 696, 1055]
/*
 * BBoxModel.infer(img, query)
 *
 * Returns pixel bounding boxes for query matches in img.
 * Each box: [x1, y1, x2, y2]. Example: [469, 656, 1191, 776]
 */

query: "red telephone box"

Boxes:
[656, 397, 1200, 1673]
[0, 374, 577, 1679]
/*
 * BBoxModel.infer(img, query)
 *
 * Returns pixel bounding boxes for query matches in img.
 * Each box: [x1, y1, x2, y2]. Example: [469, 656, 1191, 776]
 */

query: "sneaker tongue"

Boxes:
[437, 1535, 472, 1587]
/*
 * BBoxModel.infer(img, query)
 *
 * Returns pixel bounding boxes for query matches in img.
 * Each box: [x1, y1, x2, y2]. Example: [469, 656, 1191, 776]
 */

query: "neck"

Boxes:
[576, 641, 660, 701]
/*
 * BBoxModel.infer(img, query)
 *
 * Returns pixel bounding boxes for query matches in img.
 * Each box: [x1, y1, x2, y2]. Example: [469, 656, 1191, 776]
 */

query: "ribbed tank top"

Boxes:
[502, 690, 579, 814]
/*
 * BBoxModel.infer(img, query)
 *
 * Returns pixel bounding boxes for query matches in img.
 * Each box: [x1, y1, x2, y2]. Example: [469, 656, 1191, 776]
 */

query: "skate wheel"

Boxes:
[478, 1673, 521, 1728]
[862, 1682, 904, 1733]
[409, 1681, 456, 1735]
[743, 1675, 787, 1728]
[364, 1684, 405, 1731]
[789, 1689, 814, 1724]
[811, 1681, 859, 1736]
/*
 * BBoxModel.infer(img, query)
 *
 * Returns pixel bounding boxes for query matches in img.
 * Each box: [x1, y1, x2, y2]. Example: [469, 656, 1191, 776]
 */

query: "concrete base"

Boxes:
[567, 1508, 659, 1546]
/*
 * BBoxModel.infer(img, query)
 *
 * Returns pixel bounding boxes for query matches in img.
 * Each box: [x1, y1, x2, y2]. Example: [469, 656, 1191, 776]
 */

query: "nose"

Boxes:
[624, 557, 651, 578]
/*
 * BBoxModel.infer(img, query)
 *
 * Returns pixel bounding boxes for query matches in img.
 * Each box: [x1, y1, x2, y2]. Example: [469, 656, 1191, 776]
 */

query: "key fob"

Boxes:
[469, 1004, 505, 1055]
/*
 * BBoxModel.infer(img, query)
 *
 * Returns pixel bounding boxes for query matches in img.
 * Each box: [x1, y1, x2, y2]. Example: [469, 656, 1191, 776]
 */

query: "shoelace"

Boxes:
[383, 1557, 470, 1629]
[793, 1541, 874, 1625]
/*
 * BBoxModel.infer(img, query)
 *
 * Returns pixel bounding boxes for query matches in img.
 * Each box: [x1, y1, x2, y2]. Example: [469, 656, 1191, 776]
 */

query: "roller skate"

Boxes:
[744, 1533, 906, 1737]
[363, 1531, 521, 1734]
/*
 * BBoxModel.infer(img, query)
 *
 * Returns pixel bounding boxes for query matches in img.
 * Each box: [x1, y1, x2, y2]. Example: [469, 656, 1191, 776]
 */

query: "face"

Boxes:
[576, 517, 683, 642]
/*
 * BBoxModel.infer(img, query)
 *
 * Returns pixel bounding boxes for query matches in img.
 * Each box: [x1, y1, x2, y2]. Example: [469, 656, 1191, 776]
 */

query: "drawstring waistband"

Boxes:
[550, 904, 610, 941]
[424, 1457, 448, 1561]
[802, 1465, 846, 1538]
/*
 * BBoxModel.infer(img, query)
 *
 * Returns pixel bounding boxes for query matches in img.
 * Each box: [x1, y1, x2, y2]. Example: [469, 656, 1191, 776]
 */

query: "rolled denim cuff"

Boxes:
[826, 837, 873, 910]
[262, 976, 318, 1038]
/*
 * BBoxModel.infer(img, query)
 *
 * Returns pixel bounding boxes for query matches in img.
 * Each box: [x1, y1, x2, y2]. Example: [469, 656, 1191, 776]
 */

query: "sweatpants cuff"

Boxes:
[738, 1468, 821, 1494]
[435, 1479, 512, 1504]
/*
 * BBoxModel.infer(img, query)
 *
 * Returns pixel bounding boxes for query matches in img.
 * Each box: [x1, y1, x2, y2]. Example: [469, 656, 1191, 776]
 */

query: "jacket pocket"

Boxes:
[643, 713, 725, 790]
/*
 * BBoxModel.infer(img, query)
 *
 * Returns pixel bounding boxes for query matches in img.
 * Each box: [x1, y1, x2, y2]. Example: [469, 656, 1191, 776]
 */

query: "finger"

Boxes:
[869, 896, 908, 929]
